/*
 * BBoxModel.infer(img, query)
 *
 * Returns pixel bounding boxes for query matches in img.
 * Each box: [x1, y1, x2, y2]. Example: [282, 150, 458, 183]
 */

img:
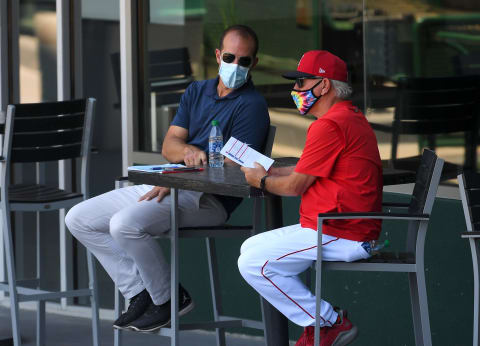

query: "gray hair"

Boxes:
[331, 80, 352, 100]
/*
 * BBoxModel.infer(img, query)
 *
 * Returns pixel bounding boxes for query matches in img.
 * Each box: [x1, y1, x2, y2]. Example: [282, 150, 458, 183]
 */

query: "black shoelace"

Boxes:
[127, 292, 147, 312]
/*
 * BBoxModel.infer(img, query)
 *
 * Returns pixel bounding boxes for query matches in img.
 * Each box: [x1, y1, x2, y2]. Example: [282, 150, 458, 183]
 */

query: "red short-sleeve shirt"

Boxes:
[295, 101, 383, 241]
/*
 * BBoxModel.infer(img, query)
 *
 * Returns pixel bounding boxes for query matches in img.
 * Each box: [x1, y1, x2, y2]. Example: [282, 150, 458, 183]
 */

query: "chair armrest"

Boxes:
[318, 212, 429, 222]
[116, 176, 129, 182]
[461, 231, 480, 239]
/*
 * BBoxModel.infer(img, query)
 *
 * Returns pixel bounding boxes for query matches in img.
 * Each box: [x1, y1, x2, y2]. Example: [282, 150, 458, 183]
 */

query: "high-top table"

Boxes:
[128, 157, 416, 346]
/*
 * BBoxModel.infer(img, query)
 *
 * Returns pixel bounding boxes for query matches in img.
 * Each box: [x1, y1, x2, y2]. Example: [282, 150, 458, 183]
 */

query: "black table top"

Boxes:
[128, 157, 417, 198]
[129, 162, 259, 198]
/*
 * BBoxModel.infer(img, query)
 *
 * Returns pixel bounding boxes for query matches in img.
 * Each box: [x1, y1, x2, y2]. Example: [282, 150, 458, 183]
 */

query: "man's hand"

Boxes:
[183, 146, 207, 166]
[138, 186, 170, 202]
[241, 162, 267, 188]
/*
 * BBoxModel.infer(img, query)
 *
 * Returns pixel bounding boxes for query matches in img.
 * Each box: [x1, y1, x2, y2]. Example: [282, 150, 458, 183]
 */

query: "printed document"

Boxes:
[220, 137, 274, 170]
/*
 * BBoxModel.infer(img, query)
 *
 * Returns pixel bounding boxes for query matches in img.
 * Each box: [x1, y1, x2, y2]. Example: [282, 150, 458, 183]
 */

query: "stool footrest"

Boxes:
[18, 288, 93, 302]
[0, 278, 40, 287]
[219, 315, 264, 329]
[0, 283, 93, 302]
[120, 319, 245, 336]
[461, 231, 480, 238]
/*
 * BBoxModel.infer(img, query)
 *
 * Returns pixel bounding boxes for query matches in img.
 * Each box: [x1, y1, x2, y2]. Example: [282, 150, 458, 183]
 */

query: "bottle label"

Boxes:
[209, 136, 223, 153]
[361, 241, 372, 254]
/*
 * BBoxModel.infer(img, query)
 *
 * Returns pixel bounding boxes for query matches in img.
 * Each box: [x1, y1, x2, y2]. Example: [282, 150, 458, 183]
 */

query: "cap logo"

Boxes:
[319, 67, 326, 73]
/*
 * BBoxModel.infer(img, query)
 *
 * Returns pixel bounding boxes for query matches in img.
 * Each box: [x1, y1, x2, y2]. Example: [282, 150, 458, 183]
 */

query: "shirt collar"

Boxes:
[206, 76, 254, 100]
[328, 100, 359, 113]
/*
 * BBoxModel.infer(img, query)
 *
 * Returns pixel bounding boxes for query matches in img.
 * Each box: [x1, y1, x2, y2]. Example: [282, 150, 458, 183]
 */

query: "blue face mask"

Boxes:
[219, 61, 249, 89]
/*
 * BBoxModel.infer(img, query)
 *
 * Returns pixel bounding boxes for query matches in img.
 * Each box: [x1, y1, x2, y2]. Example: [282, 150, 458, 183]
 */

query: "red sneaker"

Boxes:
[295, 326, 314, 346]
[320, 309, 358, 346]
[295, 309, 358, 346]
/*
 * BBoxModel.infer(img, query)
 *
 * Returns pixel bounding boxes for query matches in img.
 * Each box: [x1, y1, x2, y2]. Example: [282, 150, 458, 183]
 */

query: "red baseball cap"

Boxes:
[283, 50, 348, 83]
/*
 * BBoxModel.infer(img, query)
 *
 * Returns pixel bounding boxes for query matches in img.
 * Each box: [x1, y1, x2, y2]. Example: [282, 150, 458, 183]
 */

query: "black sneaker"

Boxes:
[113, 289, 152, 330]
[129, 285, 195, 332]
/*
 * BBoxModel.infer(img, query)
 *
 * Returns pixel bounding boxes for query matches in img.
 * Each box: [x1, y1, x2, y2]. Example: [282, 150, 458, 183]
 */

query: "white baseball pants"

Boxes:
[238, 224, 370, 327]
[65, 184, 227, 305]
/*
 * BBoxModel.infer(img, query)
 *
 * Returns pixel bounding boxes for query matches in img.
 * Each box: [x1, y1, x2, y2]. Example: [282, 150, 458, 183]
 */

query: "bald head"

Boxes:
[218, 25, 259, 57]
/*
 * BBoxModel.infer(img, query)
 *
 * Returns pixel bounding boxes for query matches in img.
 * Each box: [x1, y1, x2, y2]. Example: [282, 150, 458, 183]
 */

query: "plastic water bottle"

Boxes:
[209, 120, 224, 168]
[370, 239, 390, 255]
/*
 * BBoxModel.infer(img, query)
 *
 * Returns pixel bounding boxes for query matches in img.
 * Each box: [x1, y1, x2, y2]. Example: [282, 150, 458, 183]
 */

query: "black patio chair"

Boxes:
[0, 99, 100, 346]
[314, 149, 444, 346]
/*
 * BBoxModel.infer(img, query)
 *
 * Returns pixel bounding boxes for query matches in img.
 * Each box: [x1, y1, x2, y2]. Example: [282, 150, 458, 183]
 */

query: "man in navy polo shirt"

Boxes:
[65, 25, 270, 332]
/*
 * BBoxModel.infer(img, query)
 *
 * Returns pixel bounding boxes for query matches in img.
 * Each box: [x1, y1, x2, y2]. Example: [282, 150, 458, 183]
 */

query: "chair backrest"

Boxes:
[459, 171, 480, 232]
[394, 75, 480, 136]
[263, 125, 276, 156]
[111, 47, 193, 107]
[405, 149, 444, 251]
[408, 149, 444, 215]
[148, 47, 192, 84]
[2, 98, 96, 195]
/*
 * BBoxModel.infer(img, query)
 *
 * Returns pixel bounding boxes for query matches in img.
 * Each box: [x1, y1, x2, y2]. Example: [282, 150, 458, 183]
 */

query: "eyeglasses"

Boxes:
[222, 53, 253, 68]
[295, 77, 323, 88]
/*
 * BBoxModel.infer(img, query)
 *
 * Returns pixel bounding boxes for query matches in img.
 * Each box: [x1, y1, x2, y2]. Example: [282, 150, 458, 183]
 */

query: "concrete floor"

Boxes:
[0, 304, 268, 346]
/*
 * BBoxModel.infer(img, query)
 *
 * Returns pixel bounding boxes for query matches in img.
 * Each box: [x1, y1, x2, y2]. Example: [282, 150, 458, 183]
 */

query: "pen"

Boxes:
[151, 166, 187, 171]
[160, 167, 204, 174]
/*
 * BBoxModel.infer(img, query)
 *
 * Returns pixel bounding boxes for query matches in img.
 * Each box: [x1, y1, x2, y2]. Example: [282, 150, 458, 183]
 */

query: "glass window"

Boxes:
[19, 0, 57, 103]
[136, 0, 480, 165]
[364, 0, 480, 164]
[138, 0, 333, 157]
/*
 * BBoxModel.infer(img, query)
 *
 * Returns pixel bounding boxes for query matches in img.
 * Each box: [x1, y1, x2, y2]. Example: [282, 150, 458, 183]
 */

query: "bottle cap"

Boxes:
[384, 239, 390, 247]
[211, 120, 219, 126]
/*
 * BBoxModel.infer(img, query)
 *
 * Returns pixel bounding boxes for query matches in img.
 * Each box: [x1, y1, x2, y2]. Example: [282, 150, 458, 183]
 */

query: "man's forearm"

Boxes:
[162, 137, 196, 163]
[269, 165, 295, 176]
[242, 163, 315, 197]
[264, 174, 303, 197]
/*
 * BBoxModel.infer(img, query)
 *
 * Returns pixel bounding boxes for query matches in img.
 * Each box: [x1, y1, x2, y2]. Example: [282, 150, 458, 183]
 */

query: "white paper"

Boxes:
[220, 137, 274, 170]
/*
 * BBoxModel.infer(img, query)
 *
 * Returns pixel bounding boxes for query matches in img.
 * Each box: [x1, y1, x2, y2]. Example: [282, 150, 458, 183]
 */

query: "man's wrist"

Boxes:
[260, 174, 269, 191]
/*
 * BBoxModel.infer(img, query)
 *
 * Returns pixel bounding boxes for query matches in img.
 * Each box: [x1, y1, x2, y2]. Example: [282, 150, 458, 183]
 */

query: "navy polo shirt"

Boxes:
[171, 76, 270, 217]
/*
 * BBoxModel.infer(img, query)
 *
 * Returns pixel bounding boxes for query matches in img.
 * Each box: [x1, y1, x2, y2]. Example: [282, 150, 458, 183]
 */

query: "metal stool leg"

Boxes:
[0, 214, 4, 301]
[416, 270, 432, 346]
[409, 271, 432, 346]
[251, 198, 270, 345]
[35, 211, 45, 346]
[36, 301, 45, 346]
[3, 212, 21, 346]
[314, 224, 323, 346]
[114, 285, 125, 346]
[114, 175, 129, 346]
[87, 251, 100, 346]
[170, 188, 179, 346]
[206, 238, 226, 346]
[470, 238, 480, 346]
[408, 273, 423, 345]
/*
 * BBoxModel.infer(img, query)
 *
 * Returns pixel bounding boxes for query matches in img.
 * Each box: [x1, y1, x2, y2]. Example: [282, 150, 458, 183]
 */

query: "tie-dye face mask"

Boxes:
[291, 80, 323, 115]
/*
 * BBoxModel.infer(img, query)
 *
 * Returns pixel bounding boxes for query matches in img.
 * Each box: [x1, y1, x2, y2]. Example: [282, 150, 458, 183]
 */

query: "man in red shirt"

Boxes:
[238, 50, 383, 346]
